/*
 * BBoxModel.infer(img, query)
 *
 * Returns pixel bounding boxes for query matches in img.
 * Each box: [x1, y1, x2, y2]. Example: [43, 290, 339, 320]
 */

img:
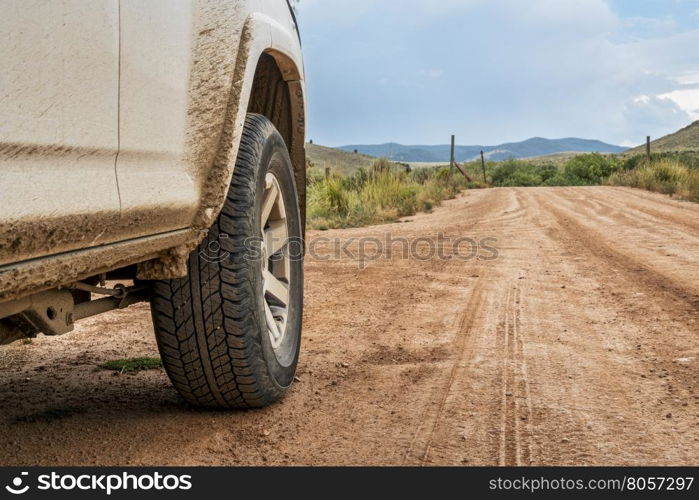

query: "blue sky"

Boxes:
[296, 0, 699, 147]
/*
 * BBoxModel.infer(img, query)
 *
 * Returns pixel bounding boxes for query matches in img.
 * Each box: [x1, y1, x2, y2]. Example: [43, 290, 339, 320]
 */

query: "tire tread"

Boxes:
[150, 114, 287, 409]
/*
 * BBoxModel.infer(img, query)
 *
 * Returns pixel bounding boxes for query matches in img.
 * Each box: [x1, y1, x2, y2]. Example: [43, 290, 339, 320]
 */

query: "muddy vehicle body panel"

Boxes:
[0, 0, 306, 304]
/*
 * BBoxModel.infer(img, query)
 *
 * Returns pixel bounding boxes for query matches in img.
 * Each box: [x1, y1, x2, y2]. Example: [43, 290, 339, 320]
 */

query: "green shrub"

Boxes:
[542, 172, 570, 186]
[563, 153, 620, 185]
[538, 164, 560, 182]
[491, 160, 550, 187]
[490, 160, 521, 185]
[504, 170, 542, 187]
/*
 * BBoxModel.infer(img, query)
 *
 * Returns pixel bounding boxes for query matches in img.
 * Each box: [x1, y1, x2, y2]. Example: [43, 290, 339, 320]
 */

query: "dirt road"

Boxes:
[1, 186, 697, 465]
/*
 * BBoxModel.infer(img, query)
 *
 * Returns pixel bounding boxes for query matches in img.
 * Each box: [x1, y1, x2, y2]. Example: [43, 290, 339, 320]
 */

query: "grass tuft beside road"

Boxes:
[98, 357, 163, 374]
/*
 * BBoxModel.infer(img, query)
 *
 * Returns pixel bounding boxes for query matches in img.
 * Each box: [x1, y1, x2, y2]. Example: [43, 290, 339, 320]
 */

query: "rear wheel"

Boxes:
[150, 114, 303, 409]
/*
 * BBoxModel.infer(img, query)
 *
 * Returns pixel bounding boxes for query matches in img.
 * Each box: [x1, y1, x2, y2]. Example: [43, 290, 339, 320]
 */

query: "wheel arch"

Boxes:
[247, 50, 306, 229]
[138, 13, 306, 280]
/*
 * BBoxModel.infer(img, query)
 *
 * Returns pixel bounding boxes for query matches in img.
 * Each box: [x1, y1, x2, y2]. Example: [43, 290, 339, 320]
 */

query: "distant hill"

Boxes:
[626, 120, 699, 155]
[339, 137, 626, 163]
[520, 151, 591, 167]
[306, 143, 377, 176]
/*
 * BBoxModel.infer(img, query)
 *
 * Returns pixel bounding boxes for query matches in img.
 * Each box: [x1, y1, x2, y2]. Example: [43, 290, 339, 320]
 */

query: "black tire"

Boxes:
[150, 114, 303, 409]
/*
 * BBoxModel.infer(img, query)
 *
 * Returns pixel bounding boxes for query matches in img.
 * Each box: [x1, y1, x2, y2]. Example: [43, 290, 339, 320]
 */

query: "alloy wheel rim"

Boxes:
[261, 172, 291, 350]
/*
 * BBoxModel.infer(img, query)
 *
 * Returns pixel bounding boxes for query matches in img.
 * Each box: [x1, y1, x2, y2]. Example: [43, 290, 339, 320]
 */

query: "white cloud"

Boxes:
[297, 0, 698, 146]
[659, 89, 699, 120]
[621, 94, 691, 141]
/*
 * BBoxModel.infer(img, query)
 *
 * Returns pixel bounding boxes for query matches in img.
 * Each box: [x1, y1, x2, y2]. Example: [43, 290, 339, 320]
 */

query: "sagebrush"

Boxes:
[307, 160, 475, 229]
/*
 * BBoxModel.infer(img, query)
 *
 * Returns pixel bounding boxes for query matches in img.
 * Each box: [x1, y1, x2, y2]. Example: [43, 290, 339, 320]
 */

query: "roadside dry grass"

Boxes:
[609, 158, 699, 202]
[307, 159, 477, 229]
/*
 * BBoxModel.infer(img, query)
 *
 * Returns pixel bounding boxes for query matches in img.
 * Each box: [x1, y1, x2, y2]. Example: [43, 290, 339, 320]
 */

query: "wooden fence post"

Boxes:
[450, 135, 455, 175]
[480, 151, 487, 185]
[454, 162, 473, 182]
[646, 136, 651, 163]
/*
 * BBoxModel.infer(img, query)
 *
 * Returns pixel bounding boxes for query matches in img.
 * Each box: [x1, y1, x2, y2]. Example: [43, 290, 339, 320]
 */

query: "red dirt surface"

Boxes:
[1, 186, 697, 465]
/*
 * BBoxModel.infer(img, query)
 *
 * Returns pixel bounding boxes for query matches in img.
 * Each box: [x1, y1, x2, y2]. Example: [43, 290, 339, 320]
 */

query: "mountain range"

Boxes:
[339, 137, 626, 163]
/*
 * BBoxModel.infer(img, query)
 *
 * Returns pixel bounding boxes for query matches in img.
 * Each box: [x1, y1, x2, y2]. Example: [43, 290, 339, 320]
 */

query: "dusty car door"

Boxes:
[114, 1, 199, 239]
[0, 0, 121, 266]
